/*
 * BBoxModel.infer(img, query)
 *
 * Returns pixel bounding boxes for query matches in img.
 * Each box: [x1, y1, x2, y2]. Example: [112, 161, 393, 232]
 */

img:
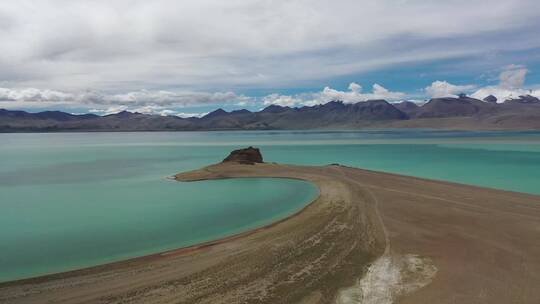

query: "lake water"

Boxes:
[1, 130, 540, 282]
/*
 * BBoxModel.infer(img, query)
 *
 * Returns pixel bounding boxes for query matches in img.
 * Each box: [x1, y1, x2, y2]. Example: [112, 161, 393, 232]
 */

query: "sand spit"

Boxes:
[1, 162, 540, 303]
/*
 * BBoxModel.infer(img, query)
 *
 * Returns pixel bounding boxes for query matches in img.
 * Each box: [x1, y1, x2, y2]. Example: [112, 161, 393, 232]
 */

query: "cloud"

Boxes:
[0, 82, 405, 111]
[499, 65, 528, 88]
[425, 81, 476, 98]
[316, 83, 405, 104]
[470, 65, 538, 102]
[372, 84, 407, 100]
[262, 82, 405, 107]
[0, 87, 75, 102]
[0, 87, 252, 108]
[101, 90, 251, 107]
[262, 94, 303, 107]
[1, 1, 540, 92]
[2, 64, 540, 112]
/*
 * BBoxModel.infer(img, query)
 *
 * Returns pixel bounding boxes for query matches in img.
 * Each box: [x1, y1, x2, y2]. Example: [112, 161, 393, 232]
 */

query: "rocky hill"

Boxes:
[222, 147, 264, 164]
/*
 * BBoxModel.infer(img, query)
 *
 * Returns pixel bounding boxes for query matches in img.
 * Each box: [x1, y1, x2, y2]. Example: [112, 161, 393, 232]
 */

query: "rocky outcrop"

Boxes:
[223, 146, 264, 164]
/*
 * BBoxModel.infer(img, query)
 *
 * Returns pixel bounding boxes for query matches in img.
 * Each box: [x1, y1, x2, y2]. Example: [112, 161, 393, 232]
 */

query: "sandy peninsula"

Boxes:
[1, 159, 539, 303]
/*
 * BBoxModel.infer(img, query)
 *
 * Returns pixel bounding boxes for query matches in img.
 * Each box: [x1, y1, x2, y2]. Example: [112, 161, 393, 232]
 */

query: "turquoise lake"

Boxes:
[1, 130, 540, 282]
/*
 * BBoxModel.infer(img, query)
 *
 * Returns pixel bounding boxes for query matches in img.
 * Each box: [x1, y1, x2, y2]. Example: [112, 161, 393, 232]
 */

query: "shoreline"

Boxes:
[1, 162, 539, 303]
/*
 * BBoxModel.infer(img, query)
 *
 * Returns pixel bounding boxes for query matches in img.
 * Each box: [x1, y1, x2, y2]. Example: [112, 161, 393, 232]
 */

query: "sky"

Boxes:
[1, 0, 540, 117]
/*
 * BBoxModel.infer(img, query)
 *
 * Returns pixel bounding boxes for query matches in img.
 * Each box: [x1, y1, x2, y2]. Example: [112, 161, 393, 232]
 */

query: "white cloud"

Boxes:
[425, 81, 476, 98]
[0, 82, 405, 111]
[372, 84, 407, 100]
[470, 65, 538, 102]
[101, 90, 251, 106]
[348, 82, 362, 94]
[262, 94, 302, 107]
[262, 82, 405, 107]
[315, 83, 405, 104]
[0, 87, 75, 102]
[0, 87, 252, 108]
[499, 65, 528, 88]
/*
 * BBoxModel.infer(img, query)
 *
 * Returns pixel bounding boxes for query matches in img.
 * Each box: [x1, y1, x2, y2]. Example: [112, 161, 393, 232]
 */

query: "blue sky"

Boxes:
[1, 1, 540, 116]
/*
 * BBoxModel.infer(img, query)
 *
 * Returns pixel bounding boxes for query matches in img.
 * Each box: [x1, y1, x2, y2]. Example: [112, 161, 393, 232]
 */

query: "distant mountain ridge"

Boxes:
[2, 95, 540, 132]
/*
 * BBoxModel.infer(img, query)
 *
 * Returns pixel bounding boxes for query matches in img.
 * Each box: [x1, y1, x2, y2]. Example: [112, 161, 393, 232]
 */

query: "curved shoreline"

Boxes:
[0, 177, 320, 286]
[2, 162, 540, 304]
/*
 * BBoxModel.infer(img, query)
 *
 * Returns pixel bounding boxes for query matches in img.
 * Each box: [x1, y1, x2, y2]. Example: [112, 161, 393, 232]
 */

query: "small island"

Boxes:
[1, 148, 539, 304]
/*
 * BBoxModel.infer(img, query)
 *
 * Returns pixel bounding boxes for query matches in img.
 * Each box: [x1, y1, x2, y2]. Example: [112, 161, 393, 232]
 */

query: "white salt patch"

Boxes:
[336, 254, 437, 304]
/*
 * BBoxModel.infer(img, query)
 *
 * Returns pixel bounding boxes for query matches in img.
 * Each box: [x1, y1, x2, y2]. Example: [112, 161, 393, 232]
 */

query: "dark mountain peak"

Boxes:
[203, 108, 228, 119]
[324, 100, 345, 106]
[318, 100, 346, 111]
[483, 95, 498, 103]
[230, 109, 252, 115]
[349, 99, 408, 119]
[261, 104, 290, 113]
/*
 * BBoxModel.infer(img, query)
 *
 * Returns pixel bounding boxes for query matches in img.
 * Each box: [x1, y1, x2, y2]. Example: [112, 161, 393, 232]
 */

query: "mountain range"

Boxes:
[2, 94, 540, 132]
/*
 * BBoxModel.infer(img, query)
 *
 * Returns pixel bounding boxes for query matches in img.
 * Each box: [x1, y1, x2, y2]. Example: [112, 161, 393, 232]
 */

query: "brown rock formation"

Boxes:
[222, 146, 264, 164]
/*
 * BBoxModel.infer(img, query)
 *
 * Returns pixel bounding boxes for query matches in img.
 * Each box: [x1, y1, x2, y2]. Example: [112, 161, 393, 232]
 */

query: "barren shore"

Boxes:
[1, 162, 539, 303]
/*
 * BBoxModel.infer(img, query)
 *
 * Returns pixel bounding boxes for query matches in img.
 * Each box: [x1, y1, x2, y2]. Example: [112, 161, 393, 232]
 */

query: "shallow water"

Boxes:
[1, 130, 540, 282]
